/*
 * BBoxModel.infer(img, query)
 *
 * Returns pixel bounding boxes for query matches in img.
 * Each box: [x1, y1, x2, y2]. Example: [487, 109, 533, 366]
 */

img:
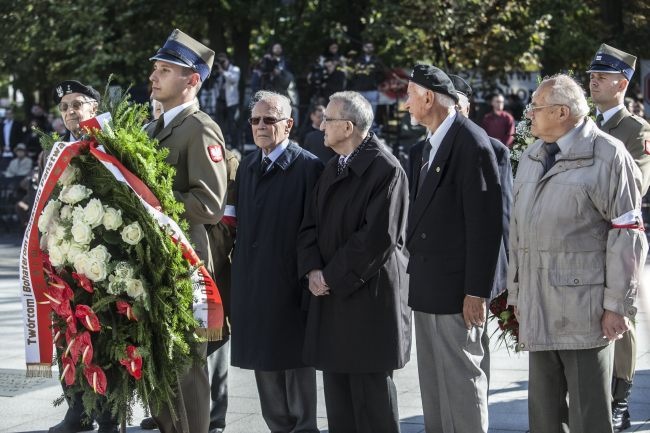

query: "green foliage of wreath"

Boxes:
[42, 86, 199, 424]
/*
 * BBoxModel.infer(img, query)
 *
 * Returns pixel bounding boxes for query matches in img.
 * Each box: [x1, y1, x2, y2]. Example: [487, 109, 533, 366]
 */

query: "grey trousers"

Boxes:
[613, 325, 636, 381]
[152, 342, 210, 433]
[415, 312, 489, 433]
[528, 344, 614, 433]
[254, 367, 318, 433]
[207, 337, 229, 430]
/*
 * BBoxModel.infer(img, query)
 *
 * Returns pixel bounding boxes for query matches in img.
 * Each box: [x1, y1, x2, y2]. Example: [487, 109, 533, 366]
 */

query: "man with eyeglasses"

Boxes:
[53, 80, 100, 142]
[587, 43, 650, 433]
[48, 80, 120, 433]
[230, 90, 322, 433]
[297, 91, 411, 432]
[509, 74, 646, 433]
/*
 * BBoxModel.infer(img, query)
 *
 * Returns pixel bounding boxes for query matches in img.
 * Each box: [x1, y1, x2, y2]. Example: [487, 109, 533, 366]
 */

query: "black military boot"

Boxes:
[612, 377, 632, 432]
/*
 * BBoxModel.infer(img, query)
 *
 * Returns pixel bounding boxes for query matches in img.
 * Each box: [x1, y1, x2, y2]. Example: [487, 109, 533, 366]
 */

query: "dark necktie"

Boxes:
[543, 142, 560, 174]
[260, 156, 272, 174]
[596, 113, 604, 128]
[417, 140, 432, 196]
[337, 156, 347, 176]
[152, 118, 165, 136]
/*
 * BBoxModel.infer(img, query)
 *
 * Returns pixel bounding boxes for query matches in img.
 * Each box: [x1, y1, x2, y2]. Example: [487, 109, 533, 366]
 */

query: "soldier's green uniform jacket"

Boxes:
[207, 148, 239, 336]
[145, 100, 228, 274]
[600, 107, 650, 195]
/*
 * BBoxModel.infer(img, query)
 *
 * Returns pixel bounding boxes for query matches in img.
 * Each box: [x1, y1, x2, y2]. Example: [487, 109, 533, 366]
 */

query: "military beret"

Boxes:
[150, 29, 215, 81]
[449, 74, 473, 98]
[586, 43, 636, 81]
[409, 65, 459, 103]
[53, 80, 101, 104]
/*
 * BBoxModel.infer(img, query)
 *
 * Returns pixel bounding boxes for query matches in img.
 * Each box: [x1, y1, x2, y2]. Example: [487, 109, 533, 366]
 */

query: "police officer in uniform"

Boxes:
[49, 80, 119, 433]
[588, 43, 650, 432]
[142, 29, 228, 433]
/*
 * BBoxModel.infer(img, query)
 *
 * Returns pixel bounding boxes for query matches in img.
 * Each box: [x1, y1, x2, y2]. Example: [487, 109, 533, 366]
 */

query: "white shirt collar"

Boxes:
[262, 138, 290, 167]
[162, 100, 195, 128]
[556, 118, 586, 155]
[597, 104, 624, 125]
[427, 110, 457, 166]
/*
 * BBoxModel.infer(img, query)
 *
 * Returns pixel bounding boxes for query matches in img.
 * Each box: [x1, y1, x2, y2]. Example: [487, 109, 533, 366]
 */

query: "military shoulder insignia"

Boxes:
[208, 145, 223, 162]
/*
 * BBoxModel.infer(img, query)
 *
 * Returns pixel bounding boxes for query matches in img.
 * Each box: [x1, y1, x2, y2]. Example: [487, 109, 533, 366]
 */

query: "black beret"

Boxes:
[448, 74, 472, 98]
[409, 65, 459, 103]
[53, 80, 101, 104]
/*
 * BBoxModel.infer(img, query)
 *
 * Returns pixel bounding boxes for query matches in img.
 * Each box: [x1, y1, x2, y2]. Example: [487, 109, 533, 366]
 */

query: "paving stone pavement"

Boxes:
[0, 232, 648, 432]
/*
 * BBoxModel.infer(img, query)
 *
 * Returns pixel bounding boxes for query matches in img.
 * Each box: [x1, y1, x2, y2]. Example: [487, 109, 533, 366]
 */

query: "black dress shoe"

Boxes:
[97, 424, 119, 433]
[48, 419, 95, 433]
[140, 416, 158, 429]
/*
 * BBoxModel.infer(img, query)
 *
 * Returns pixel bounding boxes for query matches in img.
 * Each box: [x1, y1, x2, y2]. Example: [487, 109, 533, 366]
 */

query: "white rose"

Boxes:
[66, 242, 88, 264]
[59, 184, 92, 205]
[83, 198, 105, 228]
[57, 240, 71, 255]
[125, 278, 145, 299]
[40, 233, 49, 251]
[59, 205, 73, 221]
[71, 221, 93, 245]
[89, 245, 111, 263]
[113, 261, 134, 279]
[84, 258, 108, 282]
[38, 200, 61, 234]
[72, 205, 85, 224]
[73, 253, 91, 275]
[121, 222, 143, 245]
[53, 224, 68, 242]
[58, 164, 80, 186]
[107, 276, 125, 295]
[102, 207, 123, 231]
[49, 245, 66, 267]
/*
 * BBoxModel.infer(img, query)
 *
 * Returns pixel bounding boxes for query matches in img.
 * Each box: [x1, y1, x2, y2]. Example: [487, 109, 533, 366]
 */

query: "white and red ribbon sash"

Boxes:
[611, 209, 644, 231]
[21, 115, 223, 376]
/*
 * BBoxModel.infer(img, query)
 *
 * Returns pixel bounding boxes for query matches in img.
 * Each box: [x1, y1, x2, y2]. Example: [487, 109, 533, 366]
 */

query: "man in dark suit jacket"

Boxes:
[450, 74, 513, 387]
[405, 65, 502, 433]
[297, 91, 411, 433]
[231, 90, 322, 433]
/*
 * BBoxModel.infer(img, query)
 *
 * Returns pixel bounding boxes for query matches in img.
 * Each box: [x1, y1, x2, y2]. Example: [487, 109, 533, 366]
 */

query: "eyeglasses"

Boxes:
[524, 103, 562, 114]
[248, 116, 288, 125]
[322, 116, 356, 125]
[58, 100, 93, 112]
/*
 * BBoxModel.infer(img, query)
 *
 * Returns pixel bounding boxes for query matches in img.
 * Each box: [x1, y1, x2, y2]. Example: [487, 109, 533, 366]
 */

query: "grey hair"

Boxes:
[457, 93, 470, 111]
[329, 91, 374, 133]
[249, 90, 292, 117]
[413, 83, 456, 109]
[537, 74, 590, 119]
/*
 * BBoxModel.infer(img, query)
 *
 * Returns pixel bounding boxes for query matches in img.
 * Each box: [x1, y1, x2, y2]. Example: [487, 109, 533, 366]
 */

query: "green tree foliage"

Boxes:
[0, 0, 648, 111]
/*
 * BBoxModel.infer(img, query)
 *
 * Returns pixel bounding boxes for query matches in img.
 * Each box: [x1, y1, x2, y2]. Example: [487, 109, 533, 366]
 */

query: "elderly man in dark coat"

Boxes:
[230, 90, 323, 433]
[297, 91, 412, 433]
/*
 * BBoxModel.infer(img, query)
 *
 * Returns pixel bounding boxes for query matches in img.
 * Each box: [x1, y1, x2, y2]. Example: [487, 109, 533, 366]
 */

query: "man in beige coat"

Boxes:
[143, 29, 228, 433]
[508, 74, 647, 433]
[587, 43, 650, 432]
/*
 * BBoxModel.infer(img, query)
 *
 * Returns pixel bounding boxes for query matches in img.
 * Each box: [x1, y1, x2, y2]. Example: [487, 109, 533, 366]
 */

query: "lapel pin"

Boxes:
[435, 167, 440, 173]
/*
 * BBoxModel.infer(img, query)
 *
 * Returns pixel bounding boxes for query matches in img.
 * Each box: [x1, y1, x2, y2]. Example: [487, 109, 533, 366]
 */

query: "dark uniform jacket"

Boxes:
[231, 141, 323, 370]
[407, 114, 502, 314]
[145, 101, 228, 273]
[297, 135, 412, 373]
[600, 107, 650, 195]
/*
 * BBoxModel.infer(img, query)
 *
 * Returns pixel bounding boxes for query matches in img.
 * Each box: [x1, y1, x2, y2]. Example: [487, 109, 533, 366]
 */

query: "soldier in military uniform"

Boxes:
[205, 148, 238, 433]
[141, 29, 228, 433]
[48, 80, 119, 433]
[588, 43, 650, 433]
